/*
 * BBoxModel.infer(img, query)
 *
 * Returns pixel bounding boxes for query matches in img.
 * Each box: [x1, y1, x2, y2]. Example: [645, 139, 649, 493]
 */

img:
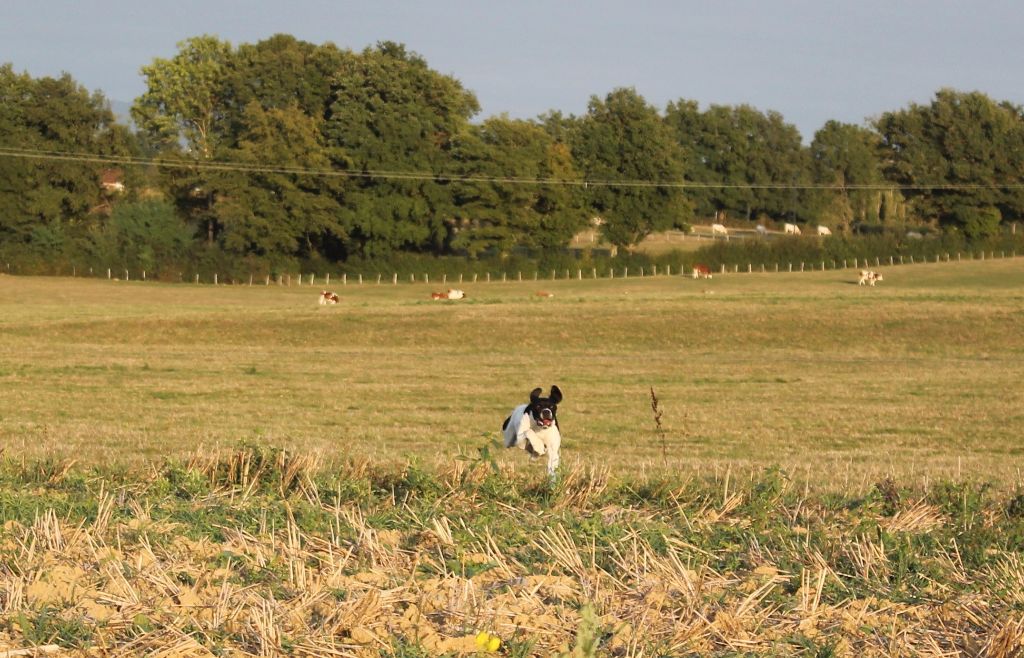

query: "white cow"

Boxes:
[711, 223, 728, 236]
[755, 224, 768, 235]
[817, 225, 832, 236]
[858, 270, 883, 286]
[784, 223, 801, 235]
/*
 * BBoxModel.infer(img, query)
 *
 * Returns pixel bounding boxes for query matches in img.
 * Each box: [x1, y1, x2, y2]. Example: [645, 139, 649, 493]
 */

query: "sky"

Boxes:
[2, 1, 1024, 142]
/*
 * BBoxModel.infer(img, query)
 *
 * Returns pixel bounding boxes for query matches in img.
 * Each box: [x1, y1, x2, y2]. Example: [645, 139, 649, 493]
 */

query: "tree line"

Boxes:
[2, 34, 1023, 277]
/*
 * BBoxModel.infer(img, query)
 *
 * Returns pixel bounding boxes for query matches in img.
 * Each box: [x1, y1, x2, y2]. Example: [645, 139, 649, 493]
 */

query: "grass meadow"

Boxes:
[2, 258, 1024, 656]
[2, 257, 1024, 486]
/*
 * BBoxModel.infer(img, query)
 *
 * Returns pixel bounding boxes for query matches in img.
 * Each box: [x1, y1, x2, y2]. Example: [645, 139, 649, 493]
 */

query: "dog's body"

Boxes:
[503, 386, 562, 478]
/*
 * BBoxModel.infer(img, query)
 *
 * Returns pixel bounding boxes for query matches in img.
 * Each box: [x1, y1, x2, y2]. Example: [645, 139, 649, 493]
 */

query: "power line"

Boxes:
[2, 145, 1023, 191]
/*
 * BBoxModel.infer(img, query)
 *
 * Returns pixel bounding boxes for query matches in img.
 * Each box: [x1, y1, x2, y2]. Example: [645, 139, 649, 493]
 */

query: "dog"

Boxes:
[502, 385, 562, 478]
[319, 290, 340, 305]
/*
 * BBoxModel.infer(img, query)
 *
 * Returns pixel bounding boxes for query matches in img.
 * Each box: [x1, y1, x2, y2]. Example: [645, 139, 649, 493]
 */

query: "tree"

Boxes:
[809, 121, 887, 232]
[0, 64, 130, 259]
[212, 102, 343, 261]
[665, 101, 810, 224]
[573, 88, 691, 247]
[89, 199, 194, 274]
[219, 34, 350, 136]
[449, 116, 584, 257]
[323, 41, 480, 258]
[132, 36, 234, 245]
[876, 89, 1024, 230]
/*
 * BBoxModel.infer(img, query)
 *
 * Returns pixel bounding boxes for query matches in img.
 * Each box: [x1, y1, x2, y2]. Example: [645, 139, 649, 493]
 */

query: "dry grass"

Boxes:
[1, 257, 1023, 490]
[1, 453, 1024, 656]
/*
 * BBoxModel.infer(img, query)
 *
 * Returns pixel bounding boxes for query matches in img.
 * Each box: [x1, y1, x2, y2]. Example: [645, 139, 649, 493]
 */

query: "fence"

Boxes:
[9, 249, 1016, 287]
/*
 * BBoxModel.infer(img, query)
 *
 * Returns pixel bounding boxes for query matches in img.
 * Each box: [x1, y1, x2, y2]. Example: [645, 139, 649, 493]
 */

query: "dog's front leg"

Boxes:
[545, 433, 560, 478]
[520, 429, 546, 457]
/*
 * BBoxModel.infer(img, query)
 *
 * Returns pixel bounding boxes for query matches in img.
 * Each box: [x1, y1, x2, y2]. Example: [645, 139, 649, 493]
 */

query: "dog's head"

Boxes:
[527, 385, 562, 428]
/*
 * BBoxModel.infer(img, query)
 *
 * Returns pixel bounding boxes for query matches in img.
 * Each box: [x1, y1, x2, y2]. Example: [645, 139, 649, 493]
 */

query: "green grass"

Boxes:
[1, 257, 1023, 488]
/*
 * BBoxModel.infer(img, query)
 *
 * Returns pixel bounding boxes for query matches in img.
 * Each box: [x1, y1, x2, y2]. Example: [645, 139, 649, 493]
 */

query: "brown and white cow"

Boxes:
[319, 290, 340, 305]
[432, 289, 466, 300]
[692, 264, 713, 279]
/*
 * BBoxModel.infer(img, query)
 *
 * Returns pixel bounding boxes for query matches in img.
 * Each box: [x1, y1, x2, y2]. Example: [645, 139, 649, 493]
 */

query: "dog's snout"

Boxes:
[540, 408, 553, 420]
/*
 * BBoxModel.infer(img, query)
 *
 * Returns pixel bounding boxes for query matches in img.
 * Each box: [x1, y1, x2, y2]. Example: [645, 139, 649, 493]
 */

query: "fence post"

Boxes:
[265, 275, 270, 286]
[473, 273, 478, 283]
[358, 274, 362, 284]
[592, 268, 597, 279]
[425, 274, 430, 285]
[107, 268, 111, 279]
[486, 273, 491, 282]
[624, 267, 628, 278]
[578, 269, 583, 280]
[393, 273, 398, 285]
[195, 273, 200, 284]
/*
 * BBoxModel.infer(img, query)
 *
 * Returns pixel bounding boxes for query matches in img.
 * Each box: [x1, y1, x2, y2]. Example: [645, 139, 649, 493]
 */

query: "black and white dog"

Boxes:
[502, 385, 562, 477]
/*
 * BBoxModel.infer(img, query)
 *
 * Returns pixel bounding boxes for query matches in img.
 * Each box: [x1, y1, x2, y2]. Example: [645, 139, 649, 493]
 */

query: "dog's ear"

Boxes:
[549, 385, 563, 404]
[529, 387, 543, 403]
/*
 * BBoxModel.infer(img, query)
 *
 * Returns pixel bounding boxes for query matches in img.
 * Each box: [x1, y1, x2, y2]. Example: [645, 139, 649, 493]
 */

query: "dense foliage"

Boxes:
[2, 36, 1024, 276]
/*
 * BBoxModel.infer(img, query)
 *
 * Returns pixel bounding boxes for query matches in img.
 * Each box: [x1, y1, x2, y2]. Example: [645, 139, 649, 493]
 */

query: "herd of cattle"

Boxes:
[318, 262, 884, 305]
[708, 223, 833, 237]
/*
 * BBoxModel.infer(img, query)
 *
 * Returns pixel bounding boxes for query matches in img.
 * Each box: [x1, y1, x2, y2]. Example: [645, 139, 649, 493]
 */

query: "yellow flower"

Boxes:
[475, 630, 501, 652]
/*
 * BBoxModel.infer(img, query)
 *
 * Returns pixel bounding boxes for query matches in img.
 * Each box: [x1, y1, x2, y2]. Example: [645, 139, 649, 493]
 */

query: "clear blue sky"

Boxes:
[3, 1, 1023, 141]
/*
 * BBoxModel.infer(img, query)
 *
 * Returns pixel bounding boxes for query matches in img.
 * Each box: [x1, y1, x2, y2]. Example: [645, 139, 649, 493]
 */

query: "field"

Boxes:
[2, 259, 1024, 656]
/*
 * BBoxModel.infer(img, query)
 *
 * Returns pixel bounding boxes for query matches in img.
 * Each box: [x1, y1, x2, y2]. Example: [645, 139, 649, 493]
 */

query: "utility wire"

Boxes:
[2, 145, 1023, 191]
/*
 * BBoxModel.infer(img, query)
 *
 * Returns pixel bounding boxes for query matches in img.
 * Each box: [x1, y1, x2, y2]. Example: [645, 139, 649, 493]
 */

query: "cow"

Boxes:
[319, 290, 340, 305]
[535, 291, 555, 298]
[692, 264, 713, 279]
[711, 223, 729, 237]
[817, 225, 832, 236]
[784, 223, 801, 235]
[858, 270, 883, 286]
[432, 289, 466, 300]
[755, 224, 769, 235]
